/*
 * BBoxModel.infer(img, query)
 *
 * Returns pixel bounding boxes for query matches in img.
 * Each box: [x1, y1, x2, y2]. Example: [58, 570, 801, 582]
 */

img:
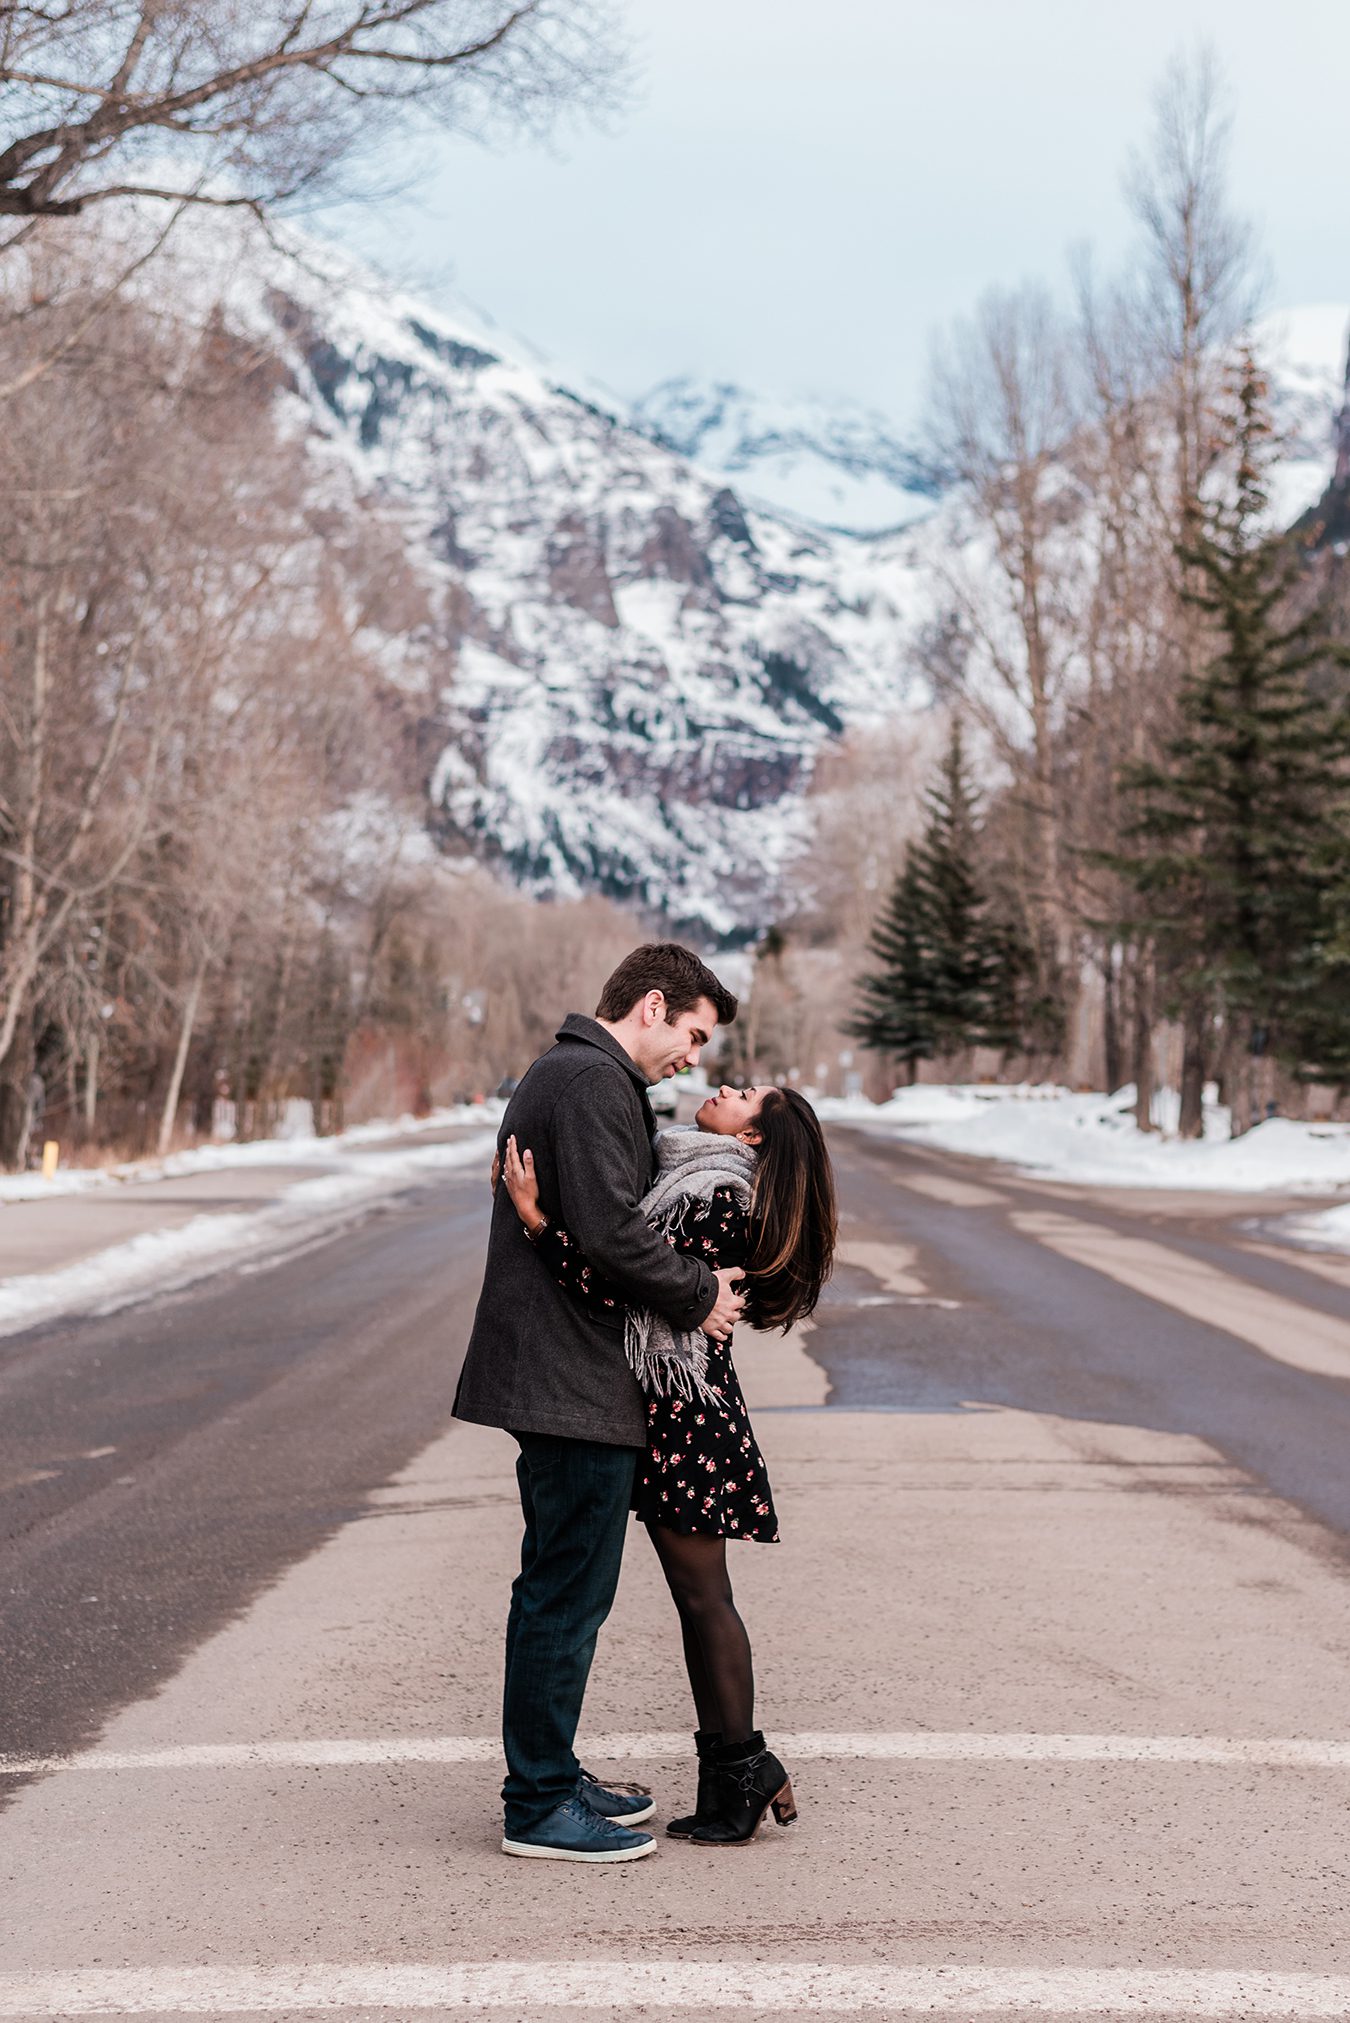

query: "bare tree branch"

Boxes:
[0, 194, 186, 398]
[0, 0, 625, 225]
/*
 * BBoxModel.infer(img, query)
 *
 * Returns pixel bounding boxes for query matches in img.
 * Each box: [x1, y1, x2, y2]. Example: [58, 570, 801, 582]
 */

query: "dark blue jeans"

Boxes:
[502, 1431, 638, 1835]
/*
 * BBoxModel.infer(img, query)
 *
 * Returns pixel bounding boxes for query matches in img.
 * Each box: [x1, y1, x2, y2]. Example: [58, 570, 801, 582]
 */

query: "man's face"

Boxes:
[635, 994, 717, 1083]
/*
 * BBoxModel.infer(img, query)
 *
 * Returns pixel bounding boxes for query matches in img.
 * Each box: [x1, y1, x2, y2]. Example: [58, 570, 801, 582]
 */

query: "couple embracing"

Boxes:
[454, 943, 836, 1861]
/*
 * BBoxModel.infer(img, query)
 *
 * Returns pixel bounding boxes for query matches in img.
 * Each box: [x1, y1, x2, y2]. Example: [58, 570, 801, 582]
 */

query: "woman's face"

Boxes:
[695, 1083, 773, 1141]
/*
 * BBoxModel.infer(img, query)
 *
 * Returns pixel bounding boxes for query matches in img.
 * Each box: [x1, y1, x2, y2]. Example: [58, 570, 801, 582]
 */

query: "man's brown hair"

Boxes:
[595, 943, 738, 1027]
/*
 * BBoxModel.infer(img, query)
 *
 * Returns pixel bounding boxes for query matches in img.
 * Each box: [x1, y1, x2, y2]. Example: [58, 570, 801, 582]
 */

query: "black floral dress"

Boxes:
[531, 1186, 779, 1543]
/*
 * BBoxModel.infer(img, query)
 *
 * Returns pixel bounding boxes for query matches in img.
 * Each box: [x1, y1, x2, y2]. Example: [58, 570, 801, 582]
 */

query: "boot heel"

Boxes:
[692, 1738, 794, 1846]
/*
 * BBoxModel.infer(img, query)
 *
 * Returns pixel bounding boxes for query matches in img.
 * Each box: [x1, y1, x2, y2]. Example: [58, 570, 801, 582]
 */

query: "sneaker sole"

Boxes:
[604, 1799, 656, 1826]
[501, 1835, 657, 1863]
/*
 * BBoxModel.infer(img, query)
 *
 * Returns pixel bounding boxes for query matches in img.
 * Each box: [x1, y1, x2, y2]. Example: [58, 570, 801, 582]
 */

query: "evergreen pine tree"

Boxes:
[906, 723, 1002, 1052]
[982, 907, 1064, 1062]
[1119, 351, 1350, 1128]
[849, 723, 1009, 1076]
[847, 855, 935, 1082]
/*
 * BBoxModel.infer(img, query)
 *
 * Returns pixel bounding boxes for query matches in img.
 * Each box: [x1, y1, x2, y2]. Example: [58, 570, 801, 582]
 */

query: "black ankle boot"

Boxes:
[690, 1731, 798, 1846]
[665, 1728, 722, 1839]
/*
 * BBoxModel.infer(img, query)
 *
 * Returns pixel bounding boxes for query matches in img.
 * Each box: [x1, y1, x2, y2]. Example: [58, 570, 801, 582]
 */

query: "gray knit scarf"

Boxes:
[625, 1125, 758, 1405]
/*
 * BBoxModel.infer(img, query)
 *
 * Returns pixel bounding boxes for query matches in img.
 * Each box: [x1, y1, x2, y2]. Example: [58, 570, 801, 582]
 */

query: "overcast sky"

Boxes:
[326, 0, 1349, 423]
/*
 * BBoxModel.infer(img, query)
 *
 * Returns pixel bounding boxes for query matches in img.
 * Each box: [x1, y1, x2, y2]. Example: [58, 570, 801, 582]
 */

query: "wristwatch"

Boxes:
[524, 1215, 550, 1243]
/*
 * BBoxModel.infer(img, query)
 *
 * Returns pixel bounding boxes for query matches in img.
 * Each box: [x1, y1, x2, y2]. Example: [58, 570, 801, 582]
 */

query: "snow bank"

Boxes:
[0, 1102, 504, 1202]
[0, 1123, 499, 1338]
[816, 1085, 1350, 1194]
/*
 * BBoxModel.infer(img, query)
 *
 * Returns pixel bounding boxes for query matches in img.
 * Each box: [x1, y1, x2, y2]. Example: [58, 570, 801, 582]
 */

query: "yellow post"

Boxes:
[41, 1139, 59, 1179]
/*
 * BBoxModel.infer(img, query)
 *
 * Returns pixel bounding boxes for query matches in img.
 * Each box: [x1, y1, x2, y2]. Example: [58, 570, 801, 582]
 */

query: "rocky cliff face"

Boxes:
[170, 215, 932, 938]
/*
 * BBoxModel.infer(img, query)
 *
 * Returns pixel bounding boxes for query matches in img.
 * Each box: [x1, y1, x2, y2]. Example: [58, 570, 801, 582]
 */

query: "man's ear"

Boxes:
[642, 990, 666, 1027]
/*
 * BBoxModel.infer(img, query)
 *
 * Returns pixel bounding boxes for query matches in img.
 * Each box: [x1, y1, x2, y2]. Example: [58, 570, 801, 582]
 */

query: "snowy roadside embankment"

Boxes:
[0, 1102, 504, 1202]
[816, 1084, 1350, 1204]
[0, 1112, 502, 1338]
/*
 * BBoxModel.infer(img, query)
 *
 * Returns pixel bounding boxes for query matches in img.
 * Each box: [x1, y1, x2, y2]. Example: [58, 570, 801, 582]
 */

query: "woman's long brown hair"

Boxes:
[745, 1087, 837, 1331]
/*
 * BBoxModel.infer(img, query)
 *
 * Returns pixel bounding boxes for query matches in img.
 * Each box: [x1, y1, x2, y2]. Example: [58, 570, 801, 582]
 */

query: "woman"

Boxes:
[500, 1080, 836, 1847]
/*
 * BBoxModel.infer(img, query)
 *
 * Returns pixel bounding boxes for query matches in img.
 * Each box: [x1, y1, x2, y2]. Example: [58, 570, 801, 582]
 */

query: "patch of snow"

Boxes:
[1285, 1201, 1350, 1254]
[0, 1126, 499, 1337]
[1253, 303, 1349, 527]
[818, 1084, 1350, 1193]
[0, 1102, 502, 1201]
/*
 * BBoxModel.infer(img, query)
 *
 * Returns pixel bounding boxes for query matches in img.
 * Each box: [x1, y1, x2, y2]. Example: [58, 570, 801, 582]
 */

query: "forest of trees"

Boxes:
[0, 231, 648, 1168]
[0, 0, 632, 1169]
[844, 350, 1350, 1133]
[751, 55, 1350, 1140]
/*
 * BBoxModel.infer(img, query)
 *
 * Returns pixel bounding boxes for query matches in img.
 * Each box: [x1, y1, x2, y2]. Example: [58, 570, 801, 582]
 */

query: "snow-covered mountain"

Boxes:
[1252, 305, 1350, 529]
[151, 214, 931, 938]
[631, 377, 937, 534]
[140, 210, 1350, 939]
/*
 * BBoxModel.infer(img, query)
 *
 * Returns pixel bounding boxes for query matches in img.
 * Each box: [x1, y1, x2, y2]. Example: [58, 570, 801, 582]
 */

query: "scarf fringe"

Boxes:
[623, 1131, 756, 1406]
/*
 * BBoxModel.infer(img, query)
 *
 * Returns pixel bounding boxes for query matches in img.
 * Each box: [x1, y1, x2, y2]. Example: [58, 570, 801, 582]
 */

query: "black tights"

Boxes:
[646, 1522, 755, 1745]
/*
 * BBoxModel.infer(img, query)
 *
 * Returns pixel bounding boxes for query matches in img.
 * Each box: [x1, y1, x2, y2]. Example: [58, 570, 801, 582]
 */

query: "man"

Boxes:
[454, 943, 745, 1863]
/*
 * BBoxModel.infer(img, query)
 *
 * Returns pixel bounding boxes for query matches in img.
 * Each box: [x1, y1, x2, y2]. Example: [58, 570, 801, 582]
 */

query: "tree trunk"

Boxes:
[1177, 998, 1208, 1140]
[1103, 945, 1124, 1094]
[83, 1031, 100, 1136]
[1132, 951, 1157, 1132]
[1223, 1018, 1256, 1138]
[0, 1010, 36, 1171]
[157, 957, 207, 1157]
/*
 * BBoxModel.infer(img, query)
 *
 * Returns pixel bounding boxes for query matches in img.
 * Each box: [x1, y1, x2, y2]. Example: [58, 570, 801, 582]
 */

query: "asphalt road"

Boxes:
[3, 1126, 1348, 1770]
[3, 1124, 1350, 2019]
[811, 1130, 1350, 1541]
[0, 1176, 493, 1766]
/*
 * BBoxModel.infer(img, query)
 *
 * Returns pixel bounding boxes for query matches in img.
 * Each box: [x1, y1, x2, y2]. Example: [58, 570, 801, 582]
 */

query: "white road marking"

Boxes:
[837, 1238, 930, 1294]
[1245, 1239, 1350, 1292]
[892, 1170, 1007, 1208]
[4, 1730, 1349, 1776]
[0, 1467, 60, 1491]
[1012, 1210, 1350, 1381]
[0, 1962, 1347, 2015]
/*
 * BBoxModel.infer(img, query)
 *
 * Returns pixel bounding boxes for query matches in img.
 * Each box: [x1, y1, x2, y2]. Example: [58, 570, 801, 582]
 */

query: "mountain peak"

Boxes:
[630, 376, 939, 535]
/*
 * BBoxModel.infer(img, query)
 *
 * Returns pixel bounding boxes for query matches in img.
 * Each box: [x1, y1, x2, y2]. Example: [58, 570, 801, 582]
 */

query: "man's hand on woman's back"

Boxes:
[705, 1266, 746, 1343]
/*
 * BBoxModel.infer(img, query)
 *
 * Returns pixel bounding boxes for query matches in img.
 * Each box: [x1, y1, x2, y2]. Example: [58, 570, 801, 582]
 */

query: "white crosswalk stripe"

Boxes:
[0, 1961, 1347, 2015]
[4, 1730, 1350, 1776]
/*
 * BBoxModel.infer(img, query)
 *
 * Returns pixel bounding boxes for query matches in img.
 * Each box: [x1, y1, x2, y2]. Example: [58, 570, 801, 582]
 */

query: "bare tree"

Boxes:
[0, 244, 410, 1159]
[917, 50, 1263, 1123]
[1061, 262, 1180, 1115]
[921, 282, 1088, 1032]
[0, 303, 176, 1158]
[790, 718, 944, 952]
[1112, 46, 1261, 1132]
[1126, 45, 1260, 555]
[0, 1, 624, 232]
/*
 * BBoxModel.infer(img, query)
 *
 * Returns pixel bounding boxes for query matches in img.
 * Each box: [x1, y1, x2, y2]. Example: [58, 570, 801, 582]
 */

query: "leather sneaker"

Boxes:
[502, 1793, 657, 1863]
[579, 1767, 656, 1827]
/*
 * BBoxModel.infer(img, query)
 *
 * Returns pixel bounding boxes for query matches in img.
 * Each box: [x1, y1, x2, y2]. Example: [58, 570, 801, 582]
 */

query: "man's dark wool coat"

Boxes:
[453, 1014, 719, 1447]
